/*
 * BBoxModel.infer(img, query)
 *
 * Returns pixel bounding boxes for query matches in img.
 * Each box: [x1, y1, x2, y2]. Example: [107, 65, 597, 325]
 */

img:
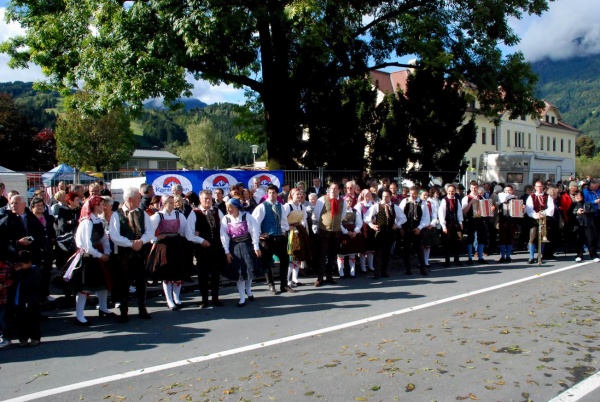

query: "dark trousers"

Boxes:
[317, 231, 342, 281]
[259, 235, 289, 290]
[402, 228, 424, 270]
[442, 224, 462, 262]
[114, 248, 147, 314]
[195, 245, 223, 303]
[39, 249, 54, 299]
[374, 231, 394, 277]
[576, 225, 598, 258]
[15, 304, 41, 342]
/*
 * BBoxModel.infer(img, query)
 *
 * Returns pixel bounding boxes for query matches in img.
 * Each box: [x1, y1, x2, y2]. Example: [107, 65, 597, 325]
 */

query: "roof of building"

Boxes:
[369, 69, 410, 95]
[539, 101, 579, 133]
[132, 149, 180, 160]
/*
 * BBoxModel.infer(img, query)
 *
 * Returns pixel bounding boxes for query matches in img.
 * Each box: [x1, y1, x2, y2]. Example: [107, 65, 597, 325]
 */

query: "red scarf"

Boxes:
[330, 196, 339, 217]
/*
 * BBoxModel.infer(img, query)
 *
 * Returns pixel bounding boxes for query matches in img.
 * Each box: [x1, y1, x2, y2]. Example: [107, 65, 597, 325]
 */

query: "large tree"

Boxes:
[55, 95, 136, 171]
[0, 93, 38, 170]
[2, 0, 547, 168]
[177, 118, 226, 169]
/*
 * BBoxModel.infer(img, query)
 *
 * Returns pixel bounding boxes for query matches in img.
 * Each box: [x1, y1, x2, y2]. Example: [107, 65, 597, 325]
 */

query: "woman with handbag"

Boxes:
[72, 195, 113, 326]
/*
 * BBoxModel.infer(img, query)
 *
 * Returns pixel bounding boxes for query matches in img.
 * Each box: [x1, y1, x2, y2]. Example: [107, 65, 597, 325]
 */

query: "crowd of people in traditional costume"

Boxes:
[0, 172, 598, 348]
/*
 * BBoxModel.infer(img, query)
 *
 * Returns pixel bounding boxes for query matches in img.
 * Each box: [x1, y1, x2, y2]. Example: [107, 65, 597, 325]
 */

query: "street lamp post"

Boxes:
[251, 144, 259, 166]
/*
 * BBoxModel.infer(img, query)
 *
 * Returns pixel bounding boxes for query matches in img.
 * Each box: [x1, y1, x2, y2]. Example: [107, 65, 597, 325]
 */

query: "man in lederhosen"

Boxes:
[109, 187, 154, 322]
[187, 189, 225, 308]
[462, 181, 491, 265]
[438, 184, 464, 267]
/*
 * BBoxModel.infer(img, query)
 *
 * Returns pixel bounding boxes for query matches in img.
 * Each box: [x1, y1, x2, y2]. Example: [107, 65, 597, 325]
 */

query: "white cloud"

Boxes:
[510, 0, 600, 62]
[186, 77, 246, 105]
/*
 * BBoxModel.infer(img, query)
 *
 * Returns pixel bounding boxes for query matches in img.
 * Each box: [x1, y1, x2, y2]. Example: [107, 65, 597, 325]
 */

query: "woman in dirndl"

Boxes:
[356, 189, 375, 273]
[285, 188, 313, 287]
[337, 187, 364, 278]
[148, 195, 190, 311]
[220, 198, 261, 307]
[419, 190, 439, 268]
[73, 195, 113, 326]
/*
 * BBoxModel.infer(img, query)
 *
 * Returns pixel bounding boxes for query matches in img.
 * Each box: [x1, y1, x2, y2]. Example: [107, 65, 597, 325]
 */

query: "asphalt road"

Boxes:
[1, 252, 599, 402]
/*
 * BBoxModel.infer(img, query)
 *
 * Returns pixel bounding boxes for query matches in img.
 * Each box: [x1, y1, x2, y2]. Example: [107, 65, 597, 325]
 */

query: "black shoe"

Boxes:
[74, 318, 91, 326]
[325, 278, 337, 285]
[247, 295, 255, 301]
[237, 301, 246, 307]
[282, 286, 298, 293]
[212, 300, 225, 307]
[467, 258, 473, 266]
[371, 275, 381, 280]
[38, 313, 49, 322]
[505, 257, 512, 263]
[98, 310, 117, 318]
[454, 260, 463, 266]
[528, 258, 536, 264]
[477, 259, 488, 264]
[170, 306, 180, 311]
[138, 309, 152, 319]
[199, 302, 209, 309]
[117, 314, 129, 323]
[405, 270, 412, 275]
[381, 273, 390, 278]
[498, 257, 506, 263]
[349, 275, 356, 279]
[444, 261, 451, 268]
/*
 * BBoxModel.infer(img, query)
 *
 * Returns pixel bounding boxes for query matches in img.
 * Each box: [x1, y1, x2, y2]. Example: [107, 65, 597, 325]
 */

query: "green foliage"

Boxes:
[0, 81, 59, 130]
[177, 119, 225, 169]
[532, 54, 600, 143]
[369, 69, 474, 181]
[576, 155, 600, 178]
[576, 135, 595, 158]
[0, 93, 40, 170]
[2, 0, 549, 168]
[55, 93, 135, 171]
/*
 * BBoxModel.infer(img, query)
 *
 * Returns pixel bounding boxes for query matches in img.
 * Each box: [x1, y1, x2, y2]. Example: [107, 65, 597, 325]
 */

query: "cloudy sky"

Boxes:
[1, 0, 598, 104]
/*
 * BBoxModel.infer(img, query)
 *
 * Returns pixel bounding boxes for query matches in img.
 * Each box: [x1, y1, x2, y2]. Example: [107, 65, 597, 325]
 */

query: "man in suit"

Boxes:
[308, 177, 327, 197]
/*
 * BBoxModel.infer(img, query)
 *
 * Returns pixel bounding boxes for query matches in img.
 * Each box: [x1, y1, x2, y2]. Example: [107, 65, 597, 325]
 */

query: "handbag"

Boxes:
[56, 232, 76, 253]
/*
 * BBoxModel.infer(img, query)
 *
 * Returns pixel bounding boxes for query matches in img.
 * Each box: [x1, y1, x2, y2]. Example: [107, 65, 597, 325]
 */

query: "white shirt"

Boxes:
[283, 202, 309, 229]
[364, 203, 407, 229]
[438, 197, 464, 230]
[108, 205, 155, 253]
[219, 212, 261, 254]
[313, 195, 349, 234]
[186, 207, 225, 244]
[398, 197, 430, 230]
[252, 200, 290, 233]
[76, 214, 110, 258]
[525, 193, 555, 218]
[149, 208, 196, 242]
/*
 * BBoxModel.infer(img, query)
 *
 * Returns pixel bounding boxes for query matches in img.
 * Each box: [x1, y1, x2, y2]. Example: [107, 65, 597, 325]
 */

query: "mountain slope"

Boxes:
[531, 54, 600, 142]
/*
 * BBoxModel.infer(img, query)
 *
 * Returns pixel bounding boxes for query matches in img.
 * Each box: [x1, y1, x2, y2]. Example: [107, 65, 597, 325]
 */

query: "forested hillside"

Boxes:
[531, 54, 600, 142]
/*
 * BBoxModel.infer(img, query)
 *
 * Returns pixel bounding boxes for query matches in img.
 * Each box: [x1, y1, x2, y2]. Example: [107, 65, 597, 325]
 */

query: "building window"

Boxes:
[561, 139, 564, 152]
[158, 160, 177, 170]
[520, 115, 526, 121]
[491, 129, 496, 145]
[552, 137, 556, 152]
[545, 116, 550, 123]
[540, 136, 544, 150]
[471, 157, 477, 169]
[528, 133, 531, 149]
[507, 130, 510, 146]
[547, 136, 550, 151]
[568, 139, 572, 153]
[482, 127, 487, 145]
[551, 116, 556, 124]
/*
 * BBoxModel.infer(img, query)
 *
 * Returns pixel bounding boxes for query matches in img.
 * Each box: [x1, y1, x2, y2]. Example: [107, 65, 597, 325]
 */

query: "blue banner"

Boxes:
[145, 170, 284, 196]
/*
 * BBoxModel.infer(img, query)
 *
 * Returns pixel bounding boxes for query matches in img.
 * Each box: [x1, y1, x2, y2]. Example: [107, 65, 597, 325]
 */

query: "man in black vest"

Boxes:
[109, 187, 155, 322]
[187, 190, 225, 307]
[399, 186, 430, 275]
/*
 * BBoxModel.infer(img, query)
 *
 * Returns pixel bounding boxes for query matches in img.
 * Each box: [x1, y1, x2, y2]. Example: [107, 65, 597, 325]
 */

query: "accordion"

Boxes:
[473, 199, 493, 217]
[508, 199, 524, 218]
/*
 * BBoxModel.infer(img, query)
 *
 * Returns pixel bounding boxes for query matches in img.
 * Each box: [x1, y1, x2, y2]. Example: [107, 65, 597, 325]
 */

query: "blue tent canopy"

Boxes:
[42, 164, 97, 187]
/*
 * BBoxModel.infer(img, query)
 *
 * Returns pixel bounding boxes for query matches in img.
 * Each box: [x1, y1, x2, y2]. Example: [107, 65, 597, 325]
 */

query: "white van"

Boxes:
[109, 177, 147, 203]
[478, 152, 575, 194]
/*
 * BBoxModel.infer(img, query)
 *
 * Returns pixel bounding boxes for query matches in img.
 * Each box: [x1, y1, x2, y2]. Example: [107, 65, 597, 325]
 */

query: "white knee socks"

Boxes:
[75, 292, 87, 322]
[162, 282, 175, 308]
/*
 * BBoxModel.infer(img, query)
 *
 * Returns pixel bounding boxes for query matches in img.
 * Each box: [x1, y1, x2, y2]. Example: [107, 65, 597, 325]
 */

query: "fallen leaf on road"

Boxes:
[406, 383, 415, 392]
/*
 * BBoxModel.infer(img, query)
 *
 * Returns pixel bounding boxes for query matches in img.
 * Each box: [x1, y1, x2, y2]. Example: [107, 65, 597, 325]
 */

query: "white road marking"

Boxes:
[6, 261, 599, 402]
[548, 371, 600, 402]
